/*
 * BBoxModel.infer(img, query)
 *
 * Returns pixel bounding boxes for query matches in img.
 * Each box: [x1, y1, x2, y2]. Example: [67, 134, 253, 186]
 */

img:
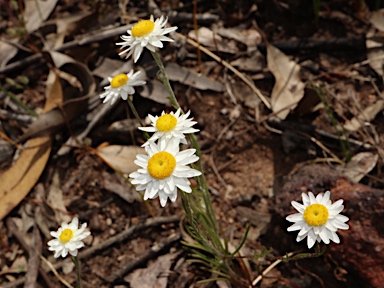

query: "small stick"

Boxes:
[251, 252, 294, 287]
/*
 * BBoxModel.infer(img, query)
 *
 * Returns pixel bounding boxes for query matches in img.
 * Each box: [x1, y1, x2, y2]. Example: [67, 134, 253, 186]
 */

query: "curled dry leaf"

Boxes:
[19, 51, 95, 142]
[96, 145, 144, 175]
[267, 44, 305, 119]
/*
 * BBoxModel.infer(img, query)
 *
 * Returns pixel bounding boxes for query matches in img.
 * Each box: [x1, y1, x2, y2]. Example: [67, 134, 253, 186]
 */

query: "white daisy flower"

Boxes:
[286, 191, 349, 249]
[47, 217, 91, 258]
[117, 15, 178, 63]
[100, 70, 146, 105]
[139, 108, 199, 146]
[129, 138, 201, 207]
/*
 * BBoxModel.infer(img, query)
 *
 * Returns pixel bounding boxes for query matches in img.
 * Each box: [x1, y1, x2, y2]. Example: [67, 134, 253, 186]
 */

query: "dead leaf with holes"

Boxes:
[267, 44, 305, 119]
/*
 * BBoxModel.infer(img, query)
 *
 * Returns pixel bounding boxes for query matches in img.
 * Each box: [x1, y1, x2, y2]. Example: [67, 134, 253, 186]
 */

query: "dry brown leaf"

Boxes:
[267, 44, 305, 119]
[96, 145, 144, 175]
[188, 27, 238, 54]
[166, 63, 224, 92]
[370, 9, 384, 32]
[343, 99, 384, 131]
[0, 41, 18, 67]
[216, 27, 261, 49]
[24, 0, 59, 33]
[51, 12, 93, 48]
[19, 52, 95, 142]
[366, 36, 384, 78]
[338, 152, 378, 182]
[124, 251, 180, 288]
[46, 170, 71, 224]
[0, 137, 52, 221]
[101, 171, 142, 203]
[93, 58, 133, 80]
[0, 70, 63, 220]
[141, 80, 172, 105]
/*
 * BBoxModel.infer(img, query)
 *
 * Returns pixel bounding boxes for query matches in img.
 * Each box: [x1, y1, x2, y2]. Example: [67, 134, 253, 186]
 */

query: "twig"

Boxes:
[24, 225, 42, 288]
[5, 219, 56, 288]
[251, 252, 294, 287]
[0, 25, 131, 74]
[176, 32, 271, 110]
[78, 215, 180, 259]
[3, 216, 180, 287]
[38, 255, 73, 288]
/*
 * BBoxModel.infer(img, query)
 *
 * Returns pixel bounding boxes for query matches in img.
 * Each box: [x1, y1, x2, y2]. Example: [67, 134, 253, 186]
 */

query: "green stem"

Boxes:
[126, 97, 144, 127]
[150, 51, 179, 110]
[71, 256, 82, 288]
[150, 50, 218, 233]
[126, 97, 150, 140]
[0, 86, 38, 117]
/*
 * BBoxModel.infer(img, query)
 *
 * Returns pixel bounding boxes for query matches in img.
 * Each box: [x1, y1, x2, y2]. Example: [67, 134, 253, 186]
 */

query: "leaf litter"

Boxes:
[0, 1, 383, 288]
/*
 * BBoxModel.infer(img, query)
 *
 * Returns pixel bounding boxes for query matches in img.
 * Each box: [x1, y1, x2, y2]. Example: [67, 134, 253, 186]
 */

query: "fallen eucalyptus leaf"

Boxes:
[166, 63, 224, 92]
[24, 0, 58, 33]
[338, 152, 378, 182]
[343, 99, 384, 131]
[267, 44, 305, 119]
[96, 145, 144, 175]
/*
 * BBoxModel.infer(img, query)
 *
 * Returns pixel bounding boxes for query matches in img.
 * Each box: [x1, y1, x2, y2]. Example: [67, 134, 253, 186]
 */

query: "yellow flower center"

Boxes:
[110, 74, 128, 88]
[303, 204, 329, 226]
[147, 151, 176, 179]
[156, 114, 177, 132]
[132, 20, 155, 37]
[59, 228, 74, 243]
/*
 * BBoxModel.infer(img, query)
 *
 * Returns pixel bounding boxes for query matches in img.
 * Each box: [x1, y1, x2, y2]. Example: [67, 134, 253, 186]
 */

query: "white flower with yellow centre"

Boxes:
[100, 70, 146, 105]
[139, 109, 199, 145]
[47, 217, 91, 258]
[117, 15, 178, 63]
[129, 138, 201, 207]
[286, 191, 349, 249]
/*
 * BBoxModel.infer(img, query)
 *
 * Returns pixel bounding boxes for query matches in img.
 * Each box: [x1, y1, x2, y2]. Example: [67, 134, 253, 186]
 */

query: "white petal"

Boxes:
[308, 192, 316, 204]
[306, 230, 317, 248]
[286, 213, 303, 223]
[318, 227, 330, 244]
[287, 221, 305, 231]
[298, 224, 312, 237]
[291, 201, 305, 213]
[320, 191, 330, 204]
